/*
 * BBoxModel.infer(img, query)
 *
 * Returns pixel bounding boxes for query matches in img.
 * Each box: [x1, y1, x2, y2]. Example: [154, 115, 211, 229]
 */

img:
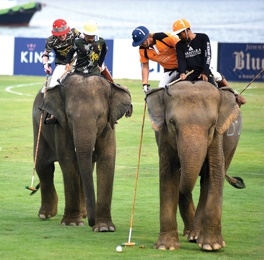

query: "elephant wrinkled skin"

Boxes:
[33, 74, 132, 231]
[145, 81, 241, 251]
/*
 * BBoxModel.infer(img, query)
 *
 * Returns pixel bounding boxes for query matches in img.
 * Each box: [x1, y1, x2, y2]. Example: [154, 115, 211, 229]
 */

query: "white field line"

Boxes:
[5, 82, 42, 96]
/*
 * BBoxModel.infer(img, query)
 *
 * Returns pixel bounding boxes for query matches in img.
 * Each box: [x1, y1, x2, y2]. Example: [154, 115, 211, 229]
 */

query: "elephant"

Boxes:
[32, 73, 132, 231]
[145, 80, 242, 251]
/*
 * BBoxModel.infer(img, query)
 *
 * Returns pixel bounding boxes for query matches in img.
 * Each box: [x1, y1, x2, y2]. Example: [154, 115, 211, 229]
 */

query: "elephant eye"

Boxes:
[208, 121, 216, 135]
[169, 118, 178, 134]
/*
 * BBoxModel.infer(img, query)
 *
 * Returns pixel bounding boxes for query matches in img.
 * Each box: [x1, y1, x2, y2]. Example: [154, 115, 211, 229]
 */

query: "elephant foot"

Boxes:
[80, 208, 87, 219]
[196, 232, 225, 251]
[154, 231, 180, 250]
[92, 219, 116, 232]
[188, 222, 202, 242]
[38, 204, 57, 219]
[60, 215, 84, 226]
[183, 228, 190, 237]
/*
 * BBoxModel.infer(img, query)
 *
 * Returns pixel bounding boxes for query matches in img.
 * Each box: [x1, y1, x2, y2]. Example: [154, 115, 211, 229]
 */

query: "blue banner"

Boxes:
[105, 39, 113, 74]
[14, 37, 114, 76]
[14, 37, 47, 76]
[218, 43, 264, 82]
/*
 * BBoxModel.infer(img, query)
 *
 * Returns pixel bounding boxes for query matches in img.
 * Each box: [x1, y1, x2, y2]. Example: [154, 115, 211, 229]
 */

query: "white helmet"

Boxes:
[83, 20, 99, 35]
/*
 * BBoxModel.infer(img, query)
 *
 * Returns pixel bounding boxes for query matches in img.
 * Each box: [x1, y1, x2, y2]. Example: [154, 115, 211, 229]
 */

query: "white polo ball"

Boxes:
[116, 245, 122, 252]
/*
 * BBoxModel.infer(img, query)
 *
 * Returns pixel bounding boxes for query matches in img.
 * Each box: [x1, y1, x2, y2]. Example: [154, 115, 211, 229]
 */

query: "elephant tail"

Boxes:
[225, 174, 245, 189]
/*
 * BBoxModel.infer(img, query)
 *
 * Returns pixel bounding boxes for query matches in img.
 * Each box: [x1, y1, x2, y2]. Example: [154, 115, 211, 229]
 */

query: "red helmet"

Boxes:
[51, 19, 70, 36]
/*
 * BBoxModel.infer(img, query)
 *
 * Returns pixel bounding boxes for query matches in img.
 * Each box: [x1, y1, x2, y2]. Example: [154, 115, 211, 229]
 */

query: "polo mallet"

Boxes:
[239, 68, 264, 95]
[166, 70, 194, 87]
[25, 74, 49, 195]
[121, 101, 147, 247]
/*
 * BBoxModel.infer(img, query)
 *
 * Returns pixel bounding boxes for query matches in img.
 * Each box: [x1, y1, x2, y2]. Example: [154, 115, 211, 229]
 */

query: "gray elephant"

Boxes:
[32, 73, 132, 231]
[145, 81, 242, 251]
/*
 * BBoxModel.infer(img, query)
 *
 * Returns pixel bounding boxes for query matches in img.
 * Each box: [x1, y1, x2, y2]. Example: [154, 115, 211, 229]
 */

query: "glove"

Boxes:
[43, 63, 52, 75]
[142, 84, 151, 93]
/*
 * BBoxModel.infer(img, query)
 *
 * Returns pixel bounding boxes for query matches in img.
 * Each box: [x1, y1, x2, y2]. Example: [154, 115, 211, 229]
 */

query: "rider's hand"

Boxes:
[142, 84, 151, 93]
[43, 63, 52, 75]
[180, 73, 186, 80]
[199, 73, 208, 81]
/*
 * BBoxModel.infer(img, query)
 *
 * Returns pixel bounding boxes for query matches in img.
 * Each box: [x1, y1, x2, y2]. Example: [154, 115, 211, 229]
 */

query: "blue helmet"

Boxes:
[132, 26, 149, 47]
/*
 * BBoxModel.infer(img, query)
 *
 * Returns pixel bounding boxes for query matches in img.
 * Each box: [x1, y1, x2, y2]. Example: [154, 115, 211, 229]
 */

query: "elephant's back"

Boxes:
[170, 80, 219, 98]
[64, 73, 110, 89]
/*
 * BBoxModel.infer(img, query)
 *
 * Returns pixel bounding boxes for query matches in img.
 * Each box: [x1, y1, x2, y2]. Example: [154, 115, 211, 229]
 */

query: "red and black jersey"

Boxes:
[44, 28, 81, 65]
[139, 32, 179, 70]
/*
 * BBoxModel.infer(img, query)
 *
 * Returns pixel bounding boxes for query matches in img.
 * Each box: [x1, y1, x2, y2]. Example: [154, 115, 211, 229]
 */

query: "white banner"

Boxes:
[0, 36, 15, 75]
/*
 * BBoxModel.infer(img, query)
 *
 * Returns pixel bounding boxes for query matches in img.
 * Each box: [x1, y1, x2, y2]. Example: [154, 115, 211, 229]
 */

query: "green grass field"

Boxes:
[0, 75, 263, 259]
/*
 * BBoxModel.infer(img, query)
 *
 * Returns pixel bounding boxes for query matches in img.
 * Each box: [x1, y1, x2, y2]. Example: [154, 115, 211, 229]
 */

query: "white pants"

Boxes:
[211, 67, 223, 82]
[49, 65, 67, 88]
[159, 70, 179, 87]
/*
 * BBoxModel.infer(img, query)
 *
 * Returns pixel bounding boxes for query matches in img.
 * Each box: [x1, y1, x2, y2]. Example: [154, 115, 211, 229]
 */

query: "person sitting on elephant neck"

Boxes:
[172, 18, 218, 87]
[42, 18, 84, 124]
[65, 20, 113, 82]
[171, 18, 246, 106]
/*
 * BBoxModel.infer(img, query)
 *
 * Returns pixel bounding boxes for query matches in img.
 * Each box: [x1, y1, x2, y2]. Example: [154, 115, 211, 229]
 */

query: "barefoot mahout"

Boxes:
[145, 81, 243, 251]
[32, 73, 132, 229]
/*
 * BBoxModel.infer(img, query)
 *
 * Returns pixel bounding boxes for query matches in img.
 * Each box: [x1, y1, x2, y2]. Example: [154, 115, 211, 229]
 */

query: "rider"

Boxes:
[172, 18, 218, 86]
[42, 18, 83, 87]
[65, 20, 113, 82]
[131, 26, 179, 93]
[42, 18, 83, 124]
[172, 18, 246, 105]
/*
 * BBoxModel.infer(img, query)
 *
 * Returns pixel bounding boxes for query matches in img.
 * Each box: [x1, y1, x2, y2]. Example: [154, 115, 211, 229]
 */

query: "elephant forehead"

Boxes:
[168, 81, 219, 98]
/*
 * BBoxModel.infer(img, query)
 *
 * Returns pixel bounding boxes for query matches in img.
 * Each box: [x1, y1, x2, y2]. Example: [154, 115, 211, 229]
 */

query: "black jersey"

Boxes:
[176, 33, 212, 79]
[66, 36, 107, 75]
[44, 28, 81, 65]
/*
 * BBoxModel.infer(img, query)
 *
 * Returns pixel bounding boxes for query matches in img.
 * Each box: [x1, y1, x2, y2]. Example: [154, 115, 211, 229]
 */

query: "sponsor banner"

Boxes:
[218, 43, 264, 82]
[14, 37, 48, 76]
[0, 36, 15, 75]
[104, 40, 113, 74]
[13, 37, 114, 76]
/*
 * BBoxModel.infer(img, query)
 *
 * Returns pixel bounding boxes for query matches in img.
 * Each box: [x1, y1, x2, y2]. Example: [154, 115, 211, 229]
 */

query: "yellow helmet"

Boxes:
[172, 19, 191, 35]
[83, 20, 98, 35]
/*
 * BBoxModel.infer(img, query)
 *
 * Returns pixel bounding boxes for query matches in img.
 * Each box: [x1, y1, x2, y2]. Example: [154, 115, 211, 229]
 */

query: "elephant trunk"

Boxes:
[178, 129, 208, 195]
[74, 137, 96, 227]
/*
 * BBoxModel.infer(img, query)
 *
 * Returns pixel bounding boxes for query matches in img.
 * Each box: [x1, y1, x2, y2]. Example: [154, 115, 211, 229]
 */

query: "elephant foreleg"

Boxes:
[196, 135, 226, 251]
[57, 131, 84, 226]
[92, 125, 116, 232]
[60, 168, 84, 226]
[154, 154, 180, 250]
[37, 161, 58, 219]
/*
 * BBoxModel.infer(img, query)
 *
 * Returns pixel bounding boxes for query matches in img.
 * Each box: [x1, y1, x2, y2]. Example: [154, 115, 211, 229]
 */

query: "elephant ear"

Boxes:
[145, 88, 165, 131]
[109, 84, 132, 128]
[40, 87, 67, 127]
[216, 89, 241, 135]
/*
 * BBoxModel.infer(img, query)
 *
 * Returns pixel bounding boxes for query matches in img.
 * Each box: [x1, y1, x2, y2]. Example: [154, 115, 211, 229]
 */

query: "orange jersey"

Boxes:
[139, 32, 179, 70]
